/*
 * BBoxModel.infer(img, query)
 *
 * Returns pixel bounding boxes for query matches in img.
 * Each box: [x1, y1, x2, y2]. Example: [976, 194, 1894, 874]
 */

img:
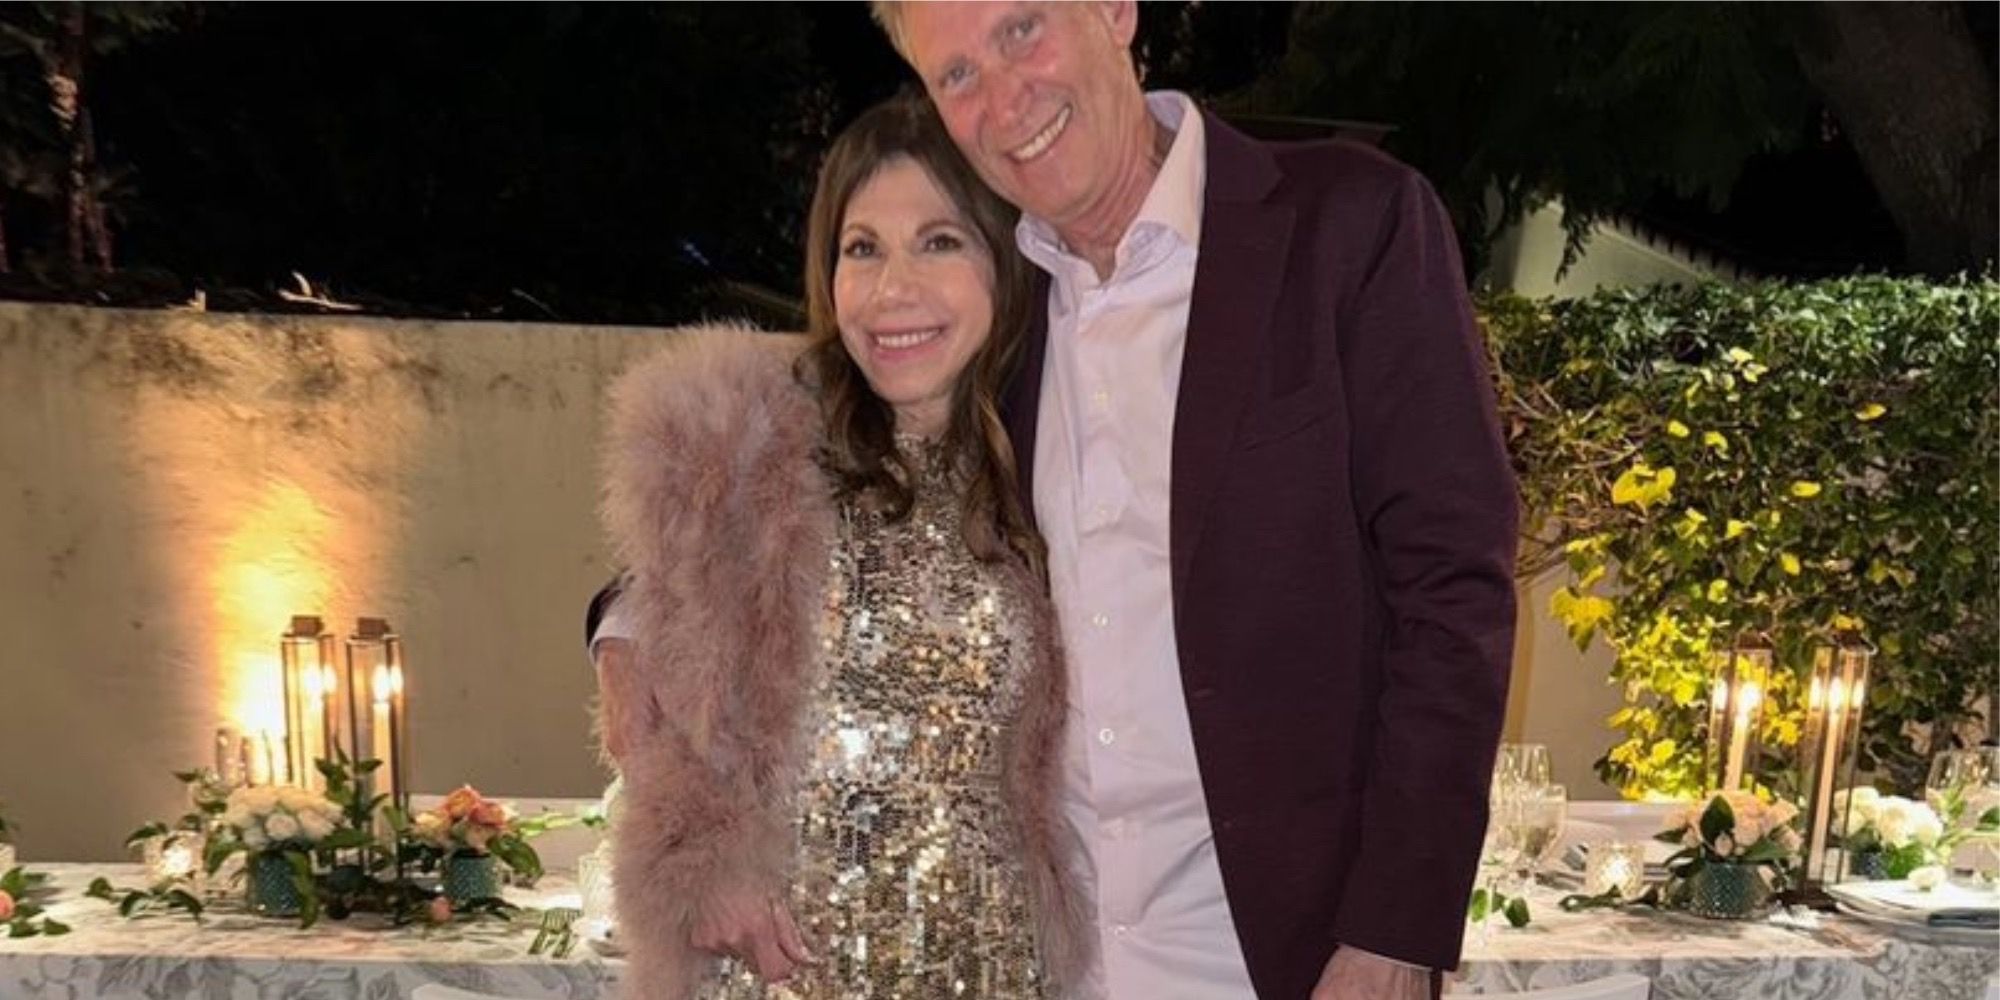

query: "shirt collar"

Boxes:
[1016, 91, 1207, 280]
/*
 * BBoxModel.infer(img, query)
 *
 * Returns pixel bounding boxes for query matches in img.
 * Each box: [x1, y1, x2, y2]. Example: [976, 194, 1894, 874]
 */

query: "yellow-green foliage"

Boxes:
[1486, 276, 1999, 798]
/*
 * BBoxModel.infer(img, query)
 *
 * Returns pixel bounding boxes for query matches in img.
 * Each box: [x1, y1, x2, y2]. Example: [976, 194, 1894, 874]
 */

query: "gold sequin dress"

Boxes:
[702, 442, 1045, 999]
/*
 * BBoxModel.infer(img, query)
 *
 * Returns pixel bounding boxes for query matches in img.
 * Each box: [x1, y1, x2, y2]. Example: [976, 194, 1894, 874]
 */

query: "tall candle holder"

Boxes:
[279, 616, 338, 788]
[343, 618, 409, 816]
[1705, 631, 1772, 794]
[1790, 630, 1873, 905]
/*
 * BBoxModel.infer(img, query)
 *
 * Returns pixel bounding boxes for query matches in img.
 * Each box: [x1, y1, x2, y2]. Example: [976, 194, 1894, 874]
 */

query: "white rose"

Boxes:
[1734, 815, 1766, 849]
[241, 825, 269, 848]
[1850, 787, 1882, 823]
[264, 812, 301, 842]
[1908, 865, 1946, 891]
[1767, 800, 1799, 829]
[298, 811, 335, 842]
[1910, 805, 1944, 847]
[1875, 799, 1916, 849]
[1714, 833, 1737, 856]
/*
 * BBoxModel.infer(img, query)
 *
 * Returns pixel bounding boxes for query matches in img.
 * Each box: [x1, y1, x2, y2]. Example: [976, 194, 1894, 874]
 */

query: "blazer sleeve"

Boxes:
[1328, 168, 1519, 970]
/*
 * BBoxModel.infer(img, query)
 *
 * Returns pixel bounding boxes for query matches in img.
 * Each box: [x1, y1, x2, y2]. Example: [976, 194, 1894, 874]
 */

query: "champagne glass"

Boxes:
[1474, 785, 1526, 945]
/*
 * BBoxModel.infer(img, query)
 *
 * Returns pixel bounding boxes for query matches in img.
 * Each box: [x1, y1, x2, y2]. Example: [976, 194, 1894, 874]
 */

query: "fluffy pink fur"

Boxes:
[600, 326, 1086, 998]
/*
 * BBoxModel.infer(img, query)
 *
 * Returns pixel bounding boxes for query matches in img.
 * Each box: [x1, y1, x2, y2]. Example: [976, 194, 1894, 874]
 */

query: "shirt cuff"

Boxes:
[590, 600, 634, 655]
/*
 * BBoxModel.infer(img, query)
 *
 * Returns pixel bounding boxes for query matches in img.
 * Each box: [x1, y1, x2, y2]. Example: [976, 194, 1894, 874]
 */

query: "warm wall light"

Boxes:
[1706, 631, 1772, 793]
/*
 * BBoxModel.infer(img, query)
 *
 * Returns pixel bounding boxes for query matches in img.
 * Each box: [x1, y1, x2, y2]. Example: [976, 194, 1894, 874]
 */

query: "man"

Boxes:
[875, 4, 1520, 998]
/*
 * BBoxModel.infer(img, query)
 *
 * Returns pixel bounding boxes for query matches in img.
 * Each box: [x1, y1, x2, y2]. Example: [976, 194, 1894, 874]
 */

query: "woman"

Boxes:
[600, 92, 1086, 999]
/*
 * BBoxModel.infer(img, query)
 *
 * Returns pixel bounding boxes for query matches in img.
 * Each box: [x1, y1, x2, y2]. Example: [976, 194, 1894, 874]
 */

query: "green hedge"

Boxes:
[1484, 276, 1998, 797]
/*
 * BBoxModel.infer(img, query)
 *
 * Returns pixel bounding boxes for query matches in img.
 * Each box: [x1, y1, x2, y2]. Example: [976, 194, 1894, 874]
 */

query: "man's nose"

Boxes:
[984, 66, 1033, 131]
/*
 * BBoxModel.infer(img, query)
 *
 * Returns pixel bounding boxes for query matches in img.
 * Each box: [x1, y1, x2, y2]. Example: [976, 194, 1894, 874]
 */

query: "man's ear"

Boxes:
[1097, 0, 1140, 48]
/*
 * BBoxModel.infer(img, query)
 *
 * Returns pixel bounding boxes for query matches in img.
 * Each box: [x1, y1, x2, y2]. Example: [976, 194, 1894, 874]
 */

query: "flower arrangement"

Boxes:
[1656, 791, 1801, 918]
[218, 785, 345, 851]
[1830, 786, 1945, 879]
[401, 786, 542, 883]
[1659, 791, 1801, 874]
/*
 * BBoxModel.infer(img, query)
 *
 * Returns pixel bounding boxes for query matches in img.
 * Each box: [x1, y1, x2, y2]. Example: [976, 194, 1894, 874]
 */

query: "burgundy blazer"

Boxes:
[1003, 111, 1519, 997]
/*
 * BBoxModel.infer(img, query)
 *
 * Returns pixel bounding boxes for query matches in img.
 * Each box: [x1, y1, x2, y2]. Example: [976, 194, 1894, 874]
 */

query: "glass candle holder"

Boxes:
[578, 847, 615, 923]
[144, 832, 206, 889]
[1584, 841, 1648, 901]
[0, 842, 15, 874]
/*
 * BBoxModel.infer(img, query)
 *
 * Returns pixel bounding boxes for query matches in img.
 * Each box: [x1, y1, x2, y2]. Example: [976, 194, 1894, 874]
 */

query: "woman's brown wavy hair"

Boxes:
[798, 90, 1043, 575]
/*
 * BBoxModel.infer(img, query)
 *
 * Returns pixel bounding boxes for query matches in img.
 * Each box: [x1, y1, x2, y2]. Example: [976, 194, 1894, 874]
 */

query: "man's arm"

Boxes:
[1327, 166, 1520, 972]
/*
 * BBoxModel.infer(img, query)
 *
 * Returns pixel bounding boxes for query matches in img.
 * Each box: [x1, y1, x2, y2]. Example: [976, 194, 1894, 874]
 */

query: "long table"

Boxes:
[1456, 881, 1997, 999]
[3, 865, 1995, 999]
[0, 864, 621, 999]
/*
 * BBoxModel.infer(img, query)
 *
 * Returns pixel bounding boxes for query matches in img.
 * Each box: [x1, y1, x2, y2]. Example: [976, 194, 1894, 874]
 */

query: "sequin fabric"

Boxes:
[702, 441, 1044, 999]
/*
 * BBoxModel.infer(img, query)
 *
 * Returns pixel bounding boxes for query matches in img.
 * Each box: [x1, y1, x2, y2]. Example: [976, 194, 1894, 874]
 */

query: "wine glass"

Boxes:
[1495, 743, 1552, 791]
[1474, 785, 1527, 944]
[1508, 783, 1568, 892]
[1929, 747, 2000, 888]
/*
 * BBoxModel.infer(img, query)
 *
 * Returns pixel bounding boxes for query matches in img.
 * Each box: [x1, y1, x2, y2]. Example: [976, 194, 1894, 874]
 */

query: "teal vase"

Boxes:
[247, 851, 306, 917]
[443, 851, 500, 903]
[1849, 848, 1892, 881]
[1680, 860, 1772, 920]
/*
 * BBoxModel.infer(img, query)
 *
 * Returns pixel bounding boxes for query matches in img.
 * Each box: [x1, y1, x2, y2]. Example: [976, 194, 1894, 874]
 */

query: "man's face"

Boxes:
[901, 2, 1145, 229]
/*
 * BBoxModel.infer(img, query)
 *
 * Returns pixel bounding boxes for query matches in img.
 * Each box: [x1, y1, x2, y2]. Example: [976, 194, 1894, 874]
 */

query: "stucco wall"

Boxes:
[0, 303, 678, 860]
[1, 294, 1650, 863]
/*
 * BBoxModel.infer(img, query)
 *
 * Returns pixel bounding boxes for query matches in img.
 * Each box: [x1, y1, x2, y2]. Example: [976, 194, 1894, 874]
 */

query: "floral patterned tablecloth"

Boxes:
[1455, 882, 1998, 999]
[4, 866, 1996, 999]
[0, 864, 622, 999]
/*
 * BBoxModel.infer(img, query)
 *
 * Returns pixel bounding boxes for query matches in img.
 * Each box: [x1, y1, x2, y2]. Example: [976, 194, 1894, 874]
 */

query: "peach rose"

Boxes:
[428, 896, 453, 923]
[470, 801, 508, 829]
[441, 786, 482, 821]
[0, 889, 14, 922]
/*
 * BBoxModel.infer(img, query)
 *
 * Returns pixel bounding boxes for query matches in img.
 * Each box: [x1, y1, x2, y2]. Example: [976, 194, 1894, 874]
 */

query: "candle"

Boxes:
[1806, 678, 1847, 874]
[1723, 679, 1761, 791]
[371, 664, 394, 802]
[386, 663, 406, 812]
[319, 664, 341, 763]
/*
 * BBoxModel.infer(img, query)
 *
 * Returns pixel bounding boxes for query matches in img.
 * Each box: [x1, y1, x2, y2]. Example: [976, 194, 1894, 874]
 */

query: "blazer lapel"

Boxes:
[1170, 113, 1295, 611]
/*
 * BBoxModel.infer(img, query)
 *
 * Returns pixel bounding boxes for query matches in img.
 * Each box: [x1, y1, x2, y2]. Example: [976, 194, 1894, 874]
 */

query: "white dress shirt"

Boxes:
[1020, 91, 1260, 1000]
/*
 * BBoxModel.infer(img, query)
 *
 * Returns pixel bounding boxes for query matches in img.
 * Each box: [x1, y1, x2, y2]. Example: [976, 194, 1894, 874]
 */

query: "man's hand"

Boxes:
[1312, 946, 1431, 1000]
[689, 889, 817, 982]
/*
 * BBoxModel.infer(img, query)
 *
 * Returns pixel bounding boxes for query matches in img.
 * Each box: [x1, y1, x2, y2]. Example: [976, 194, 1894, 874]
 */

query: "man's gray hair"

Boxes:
[869, 1, 912, 62]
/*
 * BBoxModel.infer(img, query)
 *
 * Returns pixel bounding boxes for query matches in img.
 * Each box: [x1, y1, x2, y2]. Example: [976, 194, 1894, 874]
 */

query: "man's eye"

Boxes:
[939, 64, 972, 91]
[1006, 14, 1040, 43]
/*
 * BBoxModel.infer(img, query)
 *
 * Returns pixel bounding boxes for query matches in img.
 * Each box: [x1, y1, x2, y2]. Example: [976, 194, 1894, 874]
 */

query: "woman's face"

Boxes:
[833, 155, 996, 439]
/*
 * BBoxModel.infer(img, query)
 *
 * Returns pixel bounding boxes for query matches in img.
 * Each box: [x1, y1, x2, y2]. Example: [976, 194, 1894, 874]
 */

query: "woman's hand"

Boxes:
[689, 890, 817, 981]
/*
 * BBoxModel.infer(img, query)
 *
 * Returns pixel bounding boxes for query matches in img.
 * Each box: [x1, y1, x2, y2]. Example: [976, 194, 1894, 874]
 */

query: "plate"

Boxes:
[1827, 880, 2000, 946]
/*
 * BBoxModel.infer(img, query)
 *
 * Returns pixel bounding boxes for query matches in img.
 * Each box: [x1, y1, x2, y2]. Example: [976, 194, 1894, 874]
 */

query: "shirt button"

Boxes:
[1112, 924, 1131, 938]
[1097, 727, 1117, 746]
[1104, 819, 1128, 840]
[1091, 612, 1110, 628]
[1092, 503, 1112, 523]
[1090, 389, 1110, 412]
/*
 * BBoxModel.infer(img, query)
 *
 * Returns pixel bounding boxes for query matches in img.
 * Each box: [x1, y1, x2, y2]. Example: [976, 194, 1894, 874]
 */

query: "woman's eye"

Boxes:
[922, 232, 965, 253]
[840, 238, 877, 259]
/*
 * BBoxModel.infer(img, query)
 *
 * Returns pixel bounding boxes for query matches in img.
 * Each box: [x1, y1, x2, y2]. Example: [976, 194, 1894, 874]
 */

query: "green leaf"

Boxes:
[40, 919, 69, 936]
[1504, 896, 1532, 928]
[1467, 887, 1491, 922]
[85, 877, 115, 900]
[1698, 796, 1735, 847]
